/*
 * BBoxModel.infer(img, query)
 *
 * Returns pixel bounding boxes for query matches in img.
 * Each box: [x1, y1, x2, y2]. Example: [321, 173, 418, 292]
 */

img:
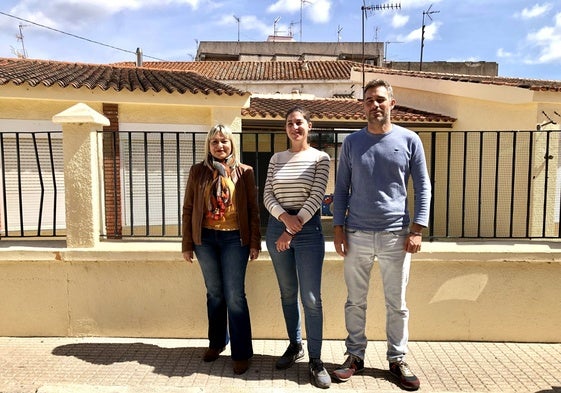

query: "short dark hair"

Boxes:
[363, 79, 393, 98]
[285, 106, 311, 123]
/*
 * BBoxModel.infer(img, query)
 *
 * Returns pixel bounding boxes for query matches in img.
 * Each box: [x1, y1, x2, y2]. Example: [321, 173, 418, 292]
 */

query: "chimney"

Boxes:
[136, 47, 143, 67]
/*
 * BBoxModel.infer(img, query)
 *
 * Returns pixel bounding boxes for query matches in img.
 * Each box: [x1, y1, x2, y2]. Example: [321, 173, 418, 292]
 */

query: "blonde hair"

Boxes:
[203, 124, 240, 168]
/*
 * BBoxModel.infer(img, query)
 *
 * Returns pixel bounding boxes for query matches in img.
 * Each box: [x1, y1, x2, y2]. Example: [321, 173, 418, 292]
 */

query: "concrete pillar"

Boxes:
[52, 103, 109, 247]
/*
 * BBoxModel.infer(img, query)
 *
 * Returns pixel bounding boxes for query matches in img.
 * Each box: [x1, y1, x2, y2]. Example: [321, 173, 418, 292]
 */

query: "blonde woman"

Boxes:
[182, 125, 261, 375]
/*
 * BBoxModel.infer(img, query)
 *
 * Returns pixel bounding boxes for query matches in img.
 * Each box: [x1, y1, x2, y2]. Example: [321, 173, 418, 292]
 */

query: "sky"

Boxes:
[0, 0, 560, 81]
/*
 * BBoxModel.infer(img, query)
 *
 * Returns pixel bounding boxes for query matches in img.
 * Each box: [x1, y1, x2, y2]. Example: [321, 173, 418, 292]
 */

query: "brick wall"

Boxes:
[102, 103, 122, 238]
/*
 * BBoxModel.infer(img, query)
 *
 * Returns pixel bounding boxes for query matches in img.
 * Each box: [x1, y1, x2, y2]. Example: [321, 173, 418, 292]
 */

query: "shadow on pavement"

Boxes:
[51, 342, 395, 387]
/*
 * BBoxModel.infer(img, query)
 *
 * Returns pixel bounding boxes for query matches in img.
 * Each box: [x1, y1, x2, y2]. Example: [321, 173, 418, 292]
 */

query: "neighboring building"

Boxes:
[195, 40, 384, 65]
[386, 60, 499, 76]
[195, 40, 499, 77]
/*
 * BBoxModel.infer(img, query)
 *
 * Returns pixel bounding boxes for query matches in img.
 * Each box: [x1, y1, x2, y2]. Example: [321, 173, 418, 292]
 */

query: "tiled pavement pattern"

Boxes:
[0, 337, 560, 393]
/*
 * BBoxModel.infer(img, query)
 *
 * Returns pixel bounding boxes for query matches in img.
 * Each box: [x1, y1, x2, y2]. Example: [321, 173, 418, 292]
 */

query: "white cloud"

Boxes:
[517, 3, 552, 19]
[526, 11, 561, 63]
[267, 0, 301, 13]
[307, 0, 330, 23]
[4, 0, 203, 30]
[397, 20, 440, 43]
[497, 48, 513, 59]
[268, 0, 331, 23]
[392, 14, 409, 28]
[230, 15, 271, 37]
[19, 0, 201, 14]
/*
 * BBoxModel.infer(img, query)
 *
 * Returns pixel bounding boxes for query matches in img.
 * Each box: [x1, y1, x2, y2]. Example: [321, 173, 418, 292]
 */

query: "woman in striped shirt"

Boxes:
[263, 106, 332, 389]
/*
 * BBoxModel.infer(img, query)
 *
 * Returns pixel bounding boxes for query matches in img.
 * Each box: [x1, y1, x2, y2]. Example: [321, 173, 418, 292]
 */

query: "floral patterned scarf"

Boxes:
[205, 155, 237, 221]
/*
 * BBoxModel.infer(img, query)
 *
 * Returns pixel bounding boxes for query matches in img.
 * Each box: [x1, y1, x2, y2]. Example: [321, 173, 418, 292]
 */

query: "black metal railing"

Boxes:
[0, 131, 64, 238]
[1, 129, 560, 240]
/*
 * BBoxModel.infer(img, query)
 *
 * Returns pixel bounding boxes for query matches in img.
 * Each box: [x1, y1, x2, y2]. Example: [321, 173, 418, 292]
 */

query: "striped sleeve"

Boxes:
[263, 148, 330, 224]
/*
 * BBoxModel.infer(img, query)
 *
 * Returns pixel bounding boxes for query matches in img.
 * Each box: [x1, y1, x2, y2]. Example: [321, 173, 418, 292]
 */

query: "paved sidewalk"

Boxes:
[0, 337, 560, 393]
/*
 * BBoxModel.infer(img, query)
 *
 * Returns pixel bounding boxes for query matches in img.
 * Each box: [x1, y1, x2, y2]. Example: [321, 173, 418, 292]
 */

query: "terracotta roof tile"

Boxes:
[113, 60, 358, 81]
[115, 60, 561, 91]
[361, 64, 561, 92]
[0, 57, 246, 96]
[242, 97, 456, 124]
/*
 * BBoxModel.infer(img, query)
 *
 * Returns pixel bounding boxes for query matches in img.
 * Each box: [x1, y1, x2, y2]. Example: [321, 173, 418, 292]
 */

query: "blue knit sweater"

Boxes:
[333, 125, 431, 231]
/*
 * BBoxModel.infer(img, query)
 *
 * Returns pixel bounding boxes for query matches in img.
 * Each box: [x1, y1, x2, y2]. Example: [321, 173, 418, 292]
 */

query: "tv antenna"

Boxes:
[300, 0, 311, 42]
[16, 23, 28, 58]
[289, 21, 298, 37]
[273, 16, 281, 39]
[337, 25, 343, 43]
[384, 41, 403, 63]
[233, 15, 240, 42]
[420, 4, 439, 71]
[361, 2, 401, 90]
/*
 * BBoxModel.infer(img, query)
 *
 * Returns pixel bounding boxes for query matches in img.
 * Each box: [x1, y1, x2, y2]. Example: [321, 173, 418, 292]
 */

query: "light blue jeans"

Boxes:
[343, 228, 411, 362]
[266, 213, 325, 359]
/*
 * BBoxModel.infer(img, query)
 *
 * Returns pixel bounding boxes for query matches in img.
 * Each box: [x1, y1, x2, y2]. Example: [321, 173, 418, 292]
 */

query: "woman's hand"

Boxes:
[249, 248, 260, 260]
[183, 251, 194, 263]
[279, 212, 302, 234]
[275, 231, 293, 252]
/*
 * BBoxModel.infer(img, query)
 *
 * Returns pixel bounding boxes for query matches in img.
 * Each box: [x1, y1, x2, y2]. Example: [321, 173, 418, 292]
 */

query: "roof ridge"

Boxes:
[0, 57, 247, 96]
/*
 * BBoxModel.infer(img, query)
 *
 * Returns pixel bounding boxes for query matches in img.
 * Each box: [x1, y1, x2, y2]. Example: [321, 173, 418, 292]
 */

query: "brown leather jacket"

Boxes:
[181, 162, 261, 253]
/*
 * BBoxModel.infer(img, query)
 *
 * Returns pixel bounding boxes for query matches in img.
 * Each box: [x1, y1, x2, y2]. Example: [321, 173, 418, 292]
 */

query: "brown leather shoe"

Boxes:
[203, 347, 225, 362]
[232, 359, 250, 375]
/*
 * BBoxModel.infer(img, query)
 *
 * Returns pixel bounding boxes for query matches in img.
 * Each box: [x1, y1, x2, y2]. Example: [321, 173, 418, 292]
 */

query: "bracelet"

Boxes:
[284, 229, 294, 237]
[409, 231, 422, 236]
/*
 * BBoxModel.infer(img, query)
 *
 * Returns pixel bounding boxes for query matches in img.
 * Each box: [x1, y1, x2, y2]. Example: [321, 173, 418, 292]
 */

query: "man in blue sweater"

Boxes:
[332, 79, 431, 391]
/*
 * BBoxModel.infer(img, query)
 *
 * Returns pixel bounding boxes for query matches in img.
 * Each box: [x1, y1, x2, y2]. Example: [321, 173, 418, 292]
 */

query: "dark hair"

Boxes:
[285, 106, 311, 123]
[363, 79, 393, 98]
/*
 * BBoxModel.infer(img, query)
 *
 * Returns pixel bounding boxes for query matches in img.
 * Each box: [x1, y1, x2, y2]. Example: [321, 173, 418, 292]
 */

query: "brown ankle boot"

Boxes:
[233, 359, 250, 374]
[203, 347, 225, 362]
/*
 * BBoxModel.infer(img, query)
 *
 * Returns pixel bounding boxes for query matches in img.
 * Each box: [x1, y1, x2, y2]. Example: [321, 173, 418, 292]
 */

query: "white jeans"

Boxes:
[343, 228, 411, 362]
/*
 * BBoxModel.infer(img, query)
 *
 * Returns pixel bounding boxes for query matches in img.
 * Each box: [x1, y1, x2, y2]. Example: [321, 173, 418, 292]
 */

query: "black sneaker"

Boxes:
[276, 342, 304, 370]
[309, 358, 331, 389]
[332, 354, 364, 382]
[389, 360, 420, 391]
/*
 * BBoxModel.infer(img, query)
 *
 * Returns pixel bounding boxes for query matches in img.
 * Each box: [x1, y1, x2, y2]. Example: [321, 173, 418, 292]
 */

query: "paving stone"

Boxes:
[0, 338, 560, 393]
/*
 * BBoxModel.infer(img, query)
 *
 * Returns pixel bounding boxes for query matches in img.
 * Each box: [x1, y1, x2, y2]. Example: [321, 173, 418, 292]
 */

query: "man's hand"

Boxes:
[405, 224, 425, 253]
[404, 233, 422, 253]
[333, 225, 348, 257]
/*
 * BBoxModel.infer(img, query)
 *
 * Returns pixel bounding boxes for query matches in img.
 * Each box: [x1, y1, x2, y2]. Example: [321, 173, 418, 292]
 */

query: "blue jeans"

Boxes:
[194, 228, 253, 361]
[343, 228, 411, 362]
[266, 213, 325, 359]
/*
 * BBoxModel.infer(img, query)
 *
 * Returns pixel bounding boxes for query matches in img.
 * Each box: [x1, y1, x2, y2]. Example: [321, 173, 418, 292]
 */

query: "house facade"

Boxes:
[1, 56, 561, 341]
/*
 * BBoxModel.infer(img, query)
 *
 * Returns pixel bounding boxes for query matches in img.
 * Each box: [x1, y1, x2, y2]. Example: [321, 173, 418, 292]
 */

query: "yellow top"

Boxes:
[203, 176, 239, 230]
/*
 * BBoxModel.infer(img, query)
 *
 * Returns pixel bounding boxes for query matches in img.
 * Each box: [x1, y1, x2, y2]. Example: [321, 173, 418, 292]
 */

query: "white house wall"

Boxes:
[224, 80, 356, 99]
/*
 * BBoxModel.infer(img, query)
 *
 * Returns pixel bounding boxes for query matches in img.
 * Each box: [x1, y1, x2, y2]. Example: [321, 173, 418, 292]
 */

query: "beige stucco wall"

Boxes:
[0, 88, 248, 129]
[0, 242, 559, 342]
[0, 97, 103, 121]
[356, 70, 561, 131]
[2, 74, 561, 343]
